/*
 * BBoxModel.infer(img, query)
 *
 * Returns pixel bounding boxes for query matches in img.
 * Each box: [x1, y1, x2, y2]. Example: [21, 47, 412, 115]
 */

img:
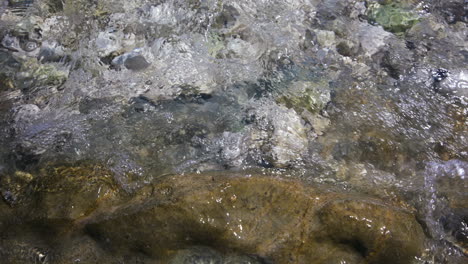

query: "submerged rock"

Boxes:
[314, 30, 336, 48]
[0, 165, 427, 263]
[0, 163, 122, 220]
[320, 199, 425, 264]
[16, 58, 68, 89]
[111, 48, 151, 71]
[248, 103, 309, 168]
[277, 80, 331, 116]
[80, 172, 425, 264]
[358, 24, 393, 57]
[367, 2, 420, 35]
[433, 69, 468, 98]
[0, 0, 465, 262]
[168, 246, 264, 264]
[276, 80, 331, 136]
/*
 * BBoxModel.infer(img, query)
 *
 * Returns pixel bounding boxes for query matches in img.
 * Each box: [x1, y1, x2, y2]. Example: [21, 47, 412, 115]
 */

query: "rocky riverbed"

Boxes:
[0, 0, 467, 263]
[1, 164, 426, 263]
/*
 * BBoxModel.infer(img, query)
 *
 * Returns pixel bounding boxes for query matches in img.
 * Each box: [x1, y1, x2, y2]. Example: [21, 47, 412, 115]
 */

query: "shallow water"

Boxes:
[0, 0, 467, 263]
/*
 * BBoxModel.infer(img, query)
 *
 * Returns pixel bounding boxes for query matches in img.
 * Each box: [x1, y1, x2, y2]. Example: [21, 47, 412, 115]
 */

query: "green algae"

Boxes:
[276, 80, 330, 115]
[367, 2, 420, 35]
[18, 59, 68, 88]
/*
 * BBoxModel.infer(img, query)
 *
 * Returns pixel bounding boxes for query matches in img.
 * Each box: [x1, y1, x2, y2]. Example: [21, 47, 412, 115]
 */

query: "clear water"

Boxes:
[0, 0, 467, 263]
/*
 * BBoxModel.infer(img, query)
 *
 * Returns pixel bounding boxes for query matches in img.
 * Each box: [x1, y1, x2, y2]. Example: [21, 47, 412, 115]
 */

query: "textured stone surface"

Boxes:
[0, 165, 427, 263]
[80, 172, 425, 264]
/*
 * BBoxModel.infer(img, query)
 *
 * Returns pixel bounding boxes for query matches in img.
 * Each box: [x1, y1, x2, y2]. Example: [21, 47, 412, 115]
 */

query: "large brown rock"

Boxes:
[1, 166, 426, 263]
[80, 172, 426, 264]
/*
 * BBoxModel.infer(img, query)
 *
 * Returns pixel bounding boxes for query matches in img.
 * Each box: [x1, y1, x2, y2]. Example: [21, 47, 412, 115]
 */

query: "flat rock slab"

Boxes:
[78, 172, 425, 264]
[0, 165, 427, 263]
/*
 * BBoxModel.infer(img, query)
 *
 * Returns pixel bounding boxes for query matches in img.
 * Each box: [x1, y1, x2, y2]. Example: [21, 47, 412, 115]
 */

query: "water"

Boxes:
[0, 0, 467, 263]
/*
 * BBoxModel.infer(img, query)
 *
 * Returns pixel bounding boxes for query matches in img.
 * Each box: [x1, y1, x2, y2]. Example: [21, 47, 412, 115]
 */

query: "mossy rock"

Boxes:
[18, 59, 68, 88]
[276, 80, 331, 115]
[367, 2, 420, 34]
[1, 163, 122, 221]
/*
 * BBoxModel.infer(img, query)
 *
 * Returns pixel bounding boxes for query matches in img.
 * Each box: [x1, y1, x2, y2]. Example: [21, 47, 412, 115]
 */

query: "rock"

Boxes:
[0, 73, 15, 91]
[168, 246, 264, 264]
[424, 160, 468, 255]
[304, 113, 330, 136]
[1, 34, 21, 51]
[54, 235, 114, 263]
[226, 37, 263, 61]
[406, 16, 448, 41]
[223, 254, 264, 264]
[434, 0, 468, 24]
[0, 237, 51, 264]
[95, 30, 138, 58]
[358, 24, 393, 57]
[434, 69, 468, 98]
[1, 163, 122, 220]
[123, 55, 149, 71]
[276, 80, 331, 135]
[315, 30, 336, 48]
[219, 131, 248, 168]
[367, 2, 420, 35]
[81, 172, 426, 264]
[16, 58, 68, 89]
[0, 164, 427, 263]
[169, 246, 223, 264]
[12, 104, 40, 123]
[37, 41, 67, 63]
[249, 103, 309, 167]
[378, 38, 414, 79]
[277, 80, 331, 115]
[112, 49, 151, 71]
[268, 107, 308, 167]
[319, 199, 425, 264]
[11, 15, 43, 41]
[213, 4, 240, 30]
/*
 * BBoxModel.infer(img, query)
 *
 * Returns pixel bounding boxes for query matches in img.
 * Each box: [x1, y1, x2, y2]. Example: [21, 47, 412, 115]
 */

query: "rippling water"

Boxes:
[0, 0, 467, 263]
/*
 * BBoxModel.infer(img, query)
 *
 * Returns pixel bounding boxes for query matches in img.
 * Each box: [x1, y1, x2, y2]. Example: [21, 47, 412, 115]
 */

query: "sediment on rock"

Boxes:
[1, 166, 427, 264]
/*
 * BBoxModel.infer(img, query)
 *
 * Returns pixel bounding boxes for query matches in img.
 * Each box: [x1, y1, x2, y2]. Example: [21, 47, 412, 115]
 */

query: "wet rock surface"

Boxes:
[0, 166, 426, 264]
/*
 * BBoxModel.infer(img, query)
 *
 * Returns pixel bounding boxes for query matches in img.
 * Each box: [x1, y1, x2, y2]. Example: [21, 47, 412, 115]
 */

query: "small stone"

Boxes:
[315, 30, 336, 48]
[169, 247, 223, 264]
[124, 55, 150, 71]
[111, 49, 150, 71]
